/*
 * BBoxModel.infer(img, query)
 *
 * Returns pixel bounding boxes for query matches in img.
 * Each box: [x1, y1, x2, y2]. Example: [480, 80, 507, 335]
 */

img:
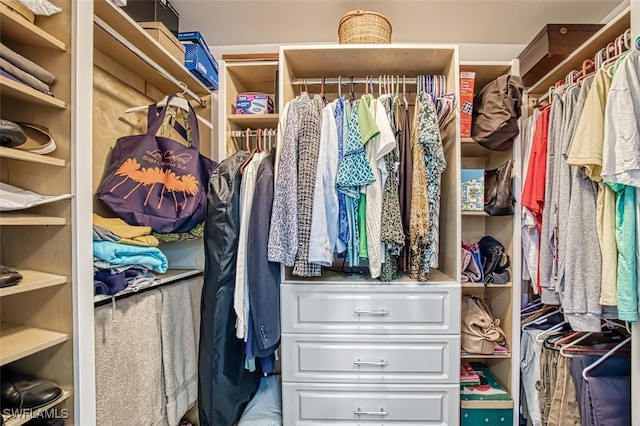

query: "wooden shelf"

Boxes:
[93, 268, 203, 303]
[0, 323, 68, 365]
[461, 351, 512, 359]
[461, 210, 488, 216]
[460, 61, 512, 92]
[0, 213, 67, 226]
[460, 138, 491, 157]
[0, 270, 67, 297]
[0, 6, 66, 51]
[227, 61, 278, 93]
[0, 76, 66, 108]
[528, 7, 630, 95]
[94, 0, 210, 97]
[462, 282, 512, 288]
[228, 114, 279, 129]
[0, 146, 66, 167]
[2, 390, 71, 426]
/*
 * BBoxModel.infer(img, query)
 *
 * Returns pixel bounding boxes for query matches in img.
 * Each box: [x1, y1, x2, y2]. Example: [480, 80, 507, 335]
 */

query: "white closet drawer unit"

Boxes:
[281, 283, 460, 335]
[282, 333, 458, 384]
[283, 382, 459, 425]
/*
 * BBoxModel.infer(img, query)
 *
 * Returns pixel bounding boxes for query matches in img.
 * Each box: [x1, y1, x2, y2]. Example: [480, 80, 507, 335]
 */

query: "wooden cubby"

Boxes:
[218, 60, 279, 158]
[459, 60, 521, 424]
[0, 1, 75, 423]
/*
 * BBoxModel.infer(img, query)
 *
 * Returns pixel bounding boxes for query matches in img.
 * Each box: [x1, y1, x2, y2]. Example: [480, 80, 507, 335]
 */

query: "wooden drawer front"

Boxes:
[281, 284, 460, 335]
[283, 382, 459, 425]
[282, 334, 458, 384]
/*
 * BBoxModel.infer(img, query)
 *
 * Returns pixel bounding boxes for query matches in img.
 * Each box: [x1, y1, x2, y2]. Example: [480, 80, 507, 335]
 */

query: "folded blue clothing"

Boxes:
[93, 240, 168, 273]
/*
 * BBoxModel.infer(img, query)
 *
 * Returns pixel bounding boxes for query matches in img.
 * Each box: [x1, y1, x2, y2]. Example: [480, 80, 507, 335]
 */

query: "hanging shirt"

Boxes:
[522, 105, 551, 293]
[567, 71, 618, 309]
[293, 95, 324, 277]
[308, 101, 340, 266]
[268, 97, 301, 266]
[234, 151, 267, 340]
[334, 97, 348, 253]
[602, 50, 640, 321]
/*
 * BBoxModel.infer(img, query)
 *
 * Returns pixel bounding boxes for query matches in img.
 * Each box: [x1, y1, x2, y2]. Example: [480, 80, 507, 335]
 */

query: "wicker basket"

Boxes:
[338, 10, 392, 44]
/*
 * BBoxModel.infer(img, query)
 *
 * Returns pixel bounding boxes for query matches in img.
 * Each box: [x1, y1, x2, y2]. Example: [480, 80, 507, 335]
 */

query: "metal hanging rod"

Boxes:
[230, 129, 278, 137]
[94, 16, 208, 108]
[291, 77, 439, 85]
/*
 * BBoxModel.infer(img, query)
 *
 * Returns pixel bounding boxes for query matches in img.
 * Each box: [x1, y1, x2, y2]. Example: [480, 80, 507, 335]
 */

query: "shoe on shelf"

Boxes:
[0, 369, 63, 410]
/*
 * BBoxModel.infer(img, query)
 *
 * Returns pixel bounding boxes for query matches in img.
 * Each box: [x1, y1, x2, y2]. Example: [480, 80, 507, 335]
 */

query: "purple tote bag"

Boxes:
[97, 96, 216, 233]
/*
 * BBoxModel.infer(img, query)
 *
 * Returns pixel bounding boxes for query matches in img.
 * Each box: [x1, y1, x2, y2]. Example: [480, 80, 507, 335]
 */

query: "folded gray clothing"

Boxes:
[93, 224, 121, 243]
[0, 42, 55, 84]
[0, 57, 51, 94]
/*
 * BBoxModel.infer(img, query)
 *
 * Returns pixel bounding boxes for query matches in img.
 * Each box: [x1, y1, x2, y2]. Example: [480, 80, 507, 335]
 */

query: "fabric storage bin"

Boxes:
[518, 24, 602, 86]
[460, 363, 513, 426]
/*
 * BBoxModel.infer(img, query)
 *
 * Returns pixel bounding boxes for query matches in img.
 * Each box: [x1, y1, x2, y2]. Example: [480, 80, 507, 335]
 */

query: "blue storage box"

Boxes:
[460, 363, 513, 425]
[184, 43, 218, 90]
[178, 31, 218, 72]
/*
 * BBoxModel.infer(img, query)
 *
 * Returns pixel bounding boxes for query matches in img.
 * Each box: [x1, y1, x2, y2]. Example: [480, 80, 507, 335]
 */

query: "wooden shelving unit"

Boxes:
[0, 323, 69, 365]
[0, 0, 75, 421]
[0, 213, 67, 226]
[93, 0, 209, 97]
[0, 76, 66, 108]
[0, 147, 66, 167]
[0, 6, 66, 50]
[459, 60, 520, 425]
[0, 270, 67, 297]
[219, 60, 279, 159]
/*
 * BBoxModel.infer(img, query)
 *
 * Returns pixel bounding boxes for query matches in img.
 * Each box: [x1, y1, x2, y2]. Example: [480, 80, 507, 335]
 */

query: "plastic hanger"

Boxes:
[521, 306, 561, 331]
[338, 75, 342, 98]
[582, 336, 631, 381]
[240, 128, 258, 174]
[125, 92, 214, 130]
[320, 76, 326, 102]
[535, 320, 568, 343]
[349, 76, 355, 100]
[402, 75, 408, 110]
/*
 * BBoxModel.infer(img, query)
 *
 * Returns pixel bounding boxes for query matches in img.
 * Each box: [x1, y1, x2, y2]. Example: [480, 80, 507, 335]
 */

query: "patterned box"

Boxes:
[461, 169, 484, 211]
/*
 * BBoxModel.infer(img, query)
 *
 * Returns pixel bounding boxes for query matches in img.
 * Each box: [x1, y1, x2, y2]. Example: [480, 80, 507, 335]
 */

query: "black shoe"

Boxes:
[1, 370, 62, 410]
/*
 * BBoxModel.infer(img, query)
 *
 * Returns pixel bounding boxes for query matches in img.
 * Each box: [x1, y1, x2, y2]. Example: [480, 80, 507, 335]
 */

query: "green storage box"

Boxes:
[461, 363, 513, 425]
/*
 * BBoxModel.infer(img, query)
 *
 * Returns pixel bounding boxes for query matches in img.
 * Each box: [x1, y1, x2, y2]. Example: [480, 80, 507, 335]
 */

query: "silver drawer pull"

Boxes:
[354, 308, 389, 315]
[354, 359, 388, 367]
[354, 408, 388, 416]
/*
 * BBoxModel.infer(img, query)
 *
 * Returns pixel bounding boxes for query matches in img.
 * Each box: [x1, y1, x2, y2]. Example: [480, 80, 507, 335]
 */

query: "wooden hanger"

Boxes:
[240, 128, 259, 174]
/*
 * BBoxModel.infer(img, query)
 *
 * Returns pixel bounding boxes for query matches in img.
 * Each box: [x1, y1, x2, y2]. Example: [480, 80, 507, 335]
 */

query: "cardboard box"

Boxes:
[460, 71, 475, 138]
[120, 0, 179, 35]
[178, 31, 218, 73]
[235, 93, 274, 115]
[461, 169, 484, 211]
[140, 22, 185, 62]
[184, 43, 218, 90]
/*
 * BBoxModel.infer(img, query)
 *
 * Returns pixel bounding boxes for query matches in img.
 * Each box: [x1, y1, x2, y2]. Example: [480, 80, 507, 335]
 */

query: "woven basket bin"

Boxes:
[338, 10, 392, 44]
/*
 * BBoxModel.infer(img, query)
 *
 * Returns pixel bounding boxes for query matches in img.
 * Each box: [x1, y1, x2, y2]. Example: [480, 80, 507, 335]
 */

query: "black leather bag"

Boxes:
[478, 236, 510, 284]
[484, 160, 515, 216]
[472, 75, 524, 151]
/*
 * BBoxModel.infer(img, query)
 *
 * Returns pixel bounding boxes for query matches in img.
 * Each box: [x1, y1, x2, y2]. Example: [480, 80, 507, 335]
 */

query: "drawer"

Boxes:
[281, 284, 460, 335]
[282, 334, 459, 384]
[283, 382, 459, 425]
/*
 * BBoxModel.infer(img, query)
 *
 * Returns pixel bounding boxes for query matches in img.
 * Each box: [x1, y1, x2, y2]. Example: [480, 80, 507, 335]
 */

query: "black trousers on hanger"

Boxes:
[198, 150, 260, 426]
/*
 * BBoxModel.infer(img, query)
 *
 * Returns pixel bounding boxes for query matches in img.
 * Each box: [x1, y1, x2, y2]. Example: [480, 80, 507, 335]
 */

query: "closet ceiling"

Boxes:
[172, 0, 626, 47]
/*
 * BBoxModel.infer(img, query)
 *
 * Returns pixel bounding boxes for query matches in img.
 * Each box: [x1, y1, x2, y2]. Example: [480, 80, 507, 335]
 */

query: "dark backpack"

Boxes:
[471, 75, 524, 151]
[478, 236, 510, 284]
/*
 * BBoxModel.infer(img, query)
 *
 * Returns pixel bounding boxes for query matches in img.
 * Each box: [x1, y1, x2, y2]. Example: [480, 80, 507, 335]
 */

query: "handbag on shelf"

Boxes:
[478, 235, 510, 284]
[96, 95, 216, 233]
[461, 243, 483, 283]
[461, 295, 507, 355]
[484, 160, 515, 216]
